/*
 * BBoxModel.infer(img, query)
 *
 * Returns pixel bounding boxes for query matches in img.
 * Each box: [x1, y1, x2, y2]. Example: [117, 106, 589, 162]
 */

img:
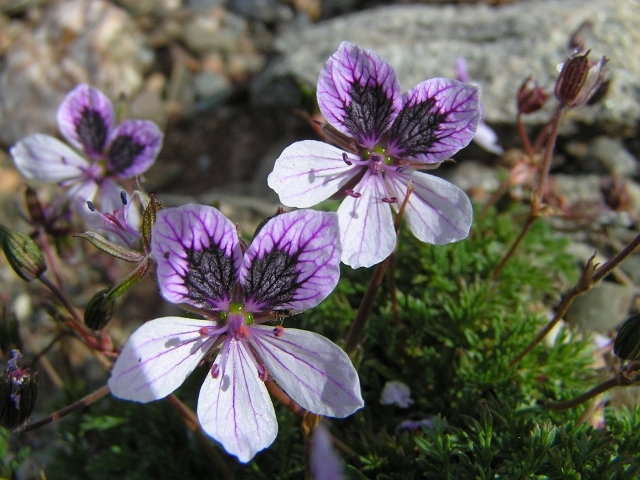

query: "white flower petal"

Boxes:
[250, 326, 364, 418]
[267, 141, 356, 208]
[197, 338, 277, 463]
[473, 120, 504, 155]
[10, 134, 89, 182]
[67, 179, 99, 204]
[337, 172, 396, 268]
[108, 317, 216, 403]
[387, 170, 473, 245]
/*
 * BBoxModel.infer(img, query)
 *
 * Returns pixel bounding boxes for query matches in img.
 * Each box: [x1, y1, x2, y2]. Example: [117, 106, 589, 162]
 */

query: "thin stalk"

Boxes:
[510, 232, 640, 366]
[37, 228, 63, 289]
[165, 394, 233, 480]
[516, 113, 534, 157]
[547, 376, 630, 410]
[343, 186, 414, 356]
[20, 385, 110, 432]
[387, 250, 401, 325]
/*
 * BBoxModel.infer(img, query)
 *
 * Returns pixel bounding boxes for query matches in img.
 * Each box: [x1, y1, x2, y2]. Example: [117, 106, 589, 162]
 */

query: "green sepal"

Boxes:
[84, 288, 116, 330]
[76, 232, 145, 263]
[614, 313, 640, 361]
[105, 260, 151, 302]
[0, 225, 46, 282]
[141, 195, 163, 253]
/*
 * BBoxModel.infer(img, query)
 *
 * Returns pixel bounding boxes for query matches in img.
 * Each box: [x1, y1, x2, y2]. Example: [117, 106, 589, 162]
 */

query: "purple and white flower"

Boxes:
[268, 42, 480, 268]
[10, 84, 163, 213]
[108, 205, 363, 462]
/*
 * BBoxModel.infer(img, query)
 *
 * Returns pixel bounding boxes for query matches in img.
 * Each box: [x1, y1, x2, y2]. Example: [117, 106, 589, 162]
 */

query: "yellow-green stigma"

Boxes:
[229, 303, 244, 314]
[362, 149, 372, 160]
[245, 312, 254, 325]
[218, 310, 228, 324]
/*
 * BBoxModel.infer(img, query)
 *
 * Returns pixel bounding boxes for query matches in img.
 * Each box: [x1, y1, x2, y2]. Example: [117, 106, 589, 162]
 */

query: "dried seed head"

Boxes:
[555, 52, 608, 108]
[614, 313, 640, 361]
[0, 225, 46, 282]
[517, 77, 548, 114]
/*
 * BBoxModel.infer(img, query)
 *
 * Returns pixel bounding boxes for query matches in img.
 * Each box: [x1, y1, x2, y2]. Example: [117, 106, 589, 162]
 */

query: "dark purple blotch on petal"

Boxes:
[184, 240, 236, 308]
[244, 249, 301, 311]
[107, 136, 145, 175]
[387, 98, 446, 158]
[344, 83, 394, 145]
[77, 108, 109, 155]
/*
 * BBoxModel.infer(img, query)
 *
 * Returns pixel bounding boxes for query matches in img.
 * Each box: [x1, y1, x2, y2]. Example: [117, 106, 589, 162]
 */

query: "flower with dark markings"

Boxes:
[108, 204, 363, 463]
[268, 42, 480, 268]
[11, 84, 162, 213]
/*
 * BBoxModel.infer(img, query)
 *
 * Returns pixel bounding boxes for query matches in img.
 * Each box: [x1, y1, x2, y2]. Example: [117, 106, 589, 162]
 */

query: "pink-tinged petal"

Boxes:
[250, 326, 363, 417]
[387, 170, 472, 245]
[151, 205, 243, 311]
[387, 78, 480, 163]
[56, 84, 114, 157]
[10, 134, 90, 183]
[241, 210, 341, 312]
[197, 337, 277, 463]
[66, 179, 99, 204]
[267, 141, 356, 208]
[317, 41, 402, 148]
[473, 120, 504, 155]
[311, 423, 345, 480]
[108, 317, 217, 403]
[337, 172, 396, 268]
[106, 120, 163, 179]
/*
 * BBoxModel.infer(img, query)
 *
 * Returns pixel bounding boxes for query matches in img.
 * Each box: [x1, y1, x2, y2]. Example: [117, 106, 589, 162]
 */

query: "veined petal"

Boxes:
[387, 170, 472, 244]
[197, 337, 277, 463]
[10, 134, 90, 182]
[66, 179, 99, 204]
[267, 141, 355, 208]
[108, 317, 217, 403]
[241, 210, 341, 312]
[317, 41, 402, 148]
[250, 326, 363, 417]
[106, 120, 163, 179]
[387, 78, 480, 163]
[56, 84, 114, 157]
[99, 178, 127, 214]
[337, 172, 396, 268]
[151, 205, 243, 311]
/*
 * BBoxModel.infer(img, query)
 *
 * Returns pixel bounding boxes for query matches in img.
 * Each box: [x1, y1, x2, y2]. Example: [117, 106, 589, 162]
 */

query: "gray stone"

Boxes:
[0, 0, 154, 145]
[229, 0, 294, 23]
[182, 9, 248, 54]
[565, 281, 637, 333]
[193, 70, 231, 98]
[587, 136, 638, 176]
[253, 0, 640, 134]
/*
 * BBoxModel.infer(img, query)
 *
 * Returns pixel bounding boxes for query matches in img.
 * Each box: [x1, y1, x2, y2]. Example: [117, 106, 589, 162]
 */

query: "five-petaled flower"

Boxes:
[268, 42, 480, 268]
[108, 204, 364, 462]
[11, 84, 163, 214]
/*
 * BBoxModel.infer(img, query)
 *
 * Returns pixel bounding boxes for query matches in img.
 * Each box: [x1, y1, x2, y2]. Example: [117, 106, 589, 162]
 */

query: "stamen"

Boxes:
[345, 189, 361, 198]
[120, 191, 128, 205]
[257, 364, 268, 382]
[210, 364, 220, 379]
[382, 197, 398, 204]
[342, 153, 352, 166]
[87, 201, 96, 212]
[273, 325, 284, 337]
[396, 163, 410, 173]
[199, 326, 216, 337]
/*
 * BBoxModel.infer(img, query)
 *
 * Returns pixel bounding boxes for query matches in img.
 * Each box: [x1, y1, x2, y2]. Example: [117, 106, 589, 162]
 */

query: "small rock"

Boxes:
[587, 136, 638, 176]
[182, 9, 248, 54]
[565, 281, 637, 333]
[229, 0, 294, 23]
[193, 70, 231, 98]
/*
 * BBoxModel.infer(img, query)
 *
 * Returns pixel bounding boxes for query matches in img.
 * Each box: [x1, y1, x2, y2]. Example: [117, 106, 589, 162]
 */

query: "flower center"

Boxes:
[362, 144, 393, 169]
[217, 303, 255, 339]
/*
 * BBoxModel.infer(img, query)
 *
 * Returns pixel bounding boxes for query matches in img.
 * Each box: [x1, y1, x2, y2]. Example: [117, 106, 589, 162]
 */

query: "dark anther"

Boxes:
[345, 189, 361, 198]
[382, 197, 398, 204]
[87, 201, 96, 212]
[342, 153, 353, 166]
[120, 191, 128, 205]
[396, 163, 410, 173]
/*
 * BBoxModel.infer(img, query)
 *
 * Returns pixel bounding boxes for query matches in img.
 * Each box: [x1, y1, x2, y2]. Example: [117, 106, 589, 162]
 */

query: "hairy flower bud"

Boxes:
[0, 225, 46, 281]
[613, 313, 640, 361]
[0, 351, 37, 430]
[84, 288, 116, 330]
[517, 77, 548, 114]
[555, 52, 607, 108]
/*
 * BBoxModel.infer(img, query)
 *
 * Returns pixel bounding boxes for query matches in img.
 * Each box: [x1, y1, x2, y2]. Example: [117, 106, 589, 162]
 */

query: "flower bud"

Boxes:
[84, 288, 116, 330]
[517, 77, 548, 114]
[0, 225, 46, 281]
[0, 350, 37, 430]
[613, 313, 640, 361]
[555, 52, 607, 108]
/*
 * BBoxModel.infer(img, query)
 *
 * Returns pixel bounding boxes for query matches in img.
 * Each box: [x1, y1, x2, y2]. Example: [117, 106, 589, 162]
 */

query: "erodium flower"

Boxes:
[11, 84, 162, 214]
[268, 42, 480, 268]
[108, 205, 363, 462]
